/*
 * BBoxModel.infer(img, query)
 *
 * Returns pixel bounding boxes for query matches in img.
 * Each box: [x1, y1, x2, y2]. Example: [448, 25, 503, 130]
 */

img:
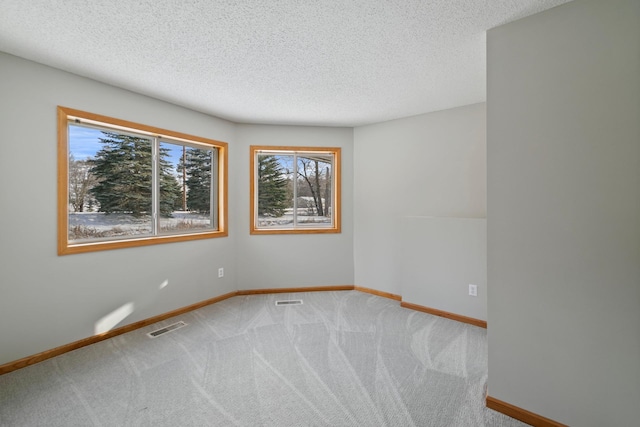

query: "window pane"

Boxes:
[296, 154, 333, 225]
[159, 142, 214, 233]
[251, 146, 340, 234]
[68, 125, 153, 241]
[60, 107, 228, 255]
[256, 154, 294, 228]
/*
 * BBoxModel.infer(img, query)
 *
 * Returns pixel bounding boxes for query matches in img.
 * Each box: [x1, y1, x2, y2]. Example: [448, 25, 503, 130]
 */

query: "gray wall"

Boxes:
[0, 53, 236, 365]
[234, 124, 354, 290]
[399, 217, 486, 320]
[487, 0, 640, 425]
[0, 53, 355, 365]
[353, 103, 487, 305]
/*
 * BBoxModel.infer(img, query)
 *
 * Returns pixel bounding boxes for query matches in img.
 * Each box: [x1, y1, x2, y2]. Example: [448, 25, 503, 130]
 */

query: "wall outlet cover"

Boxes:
[469, 284, 478, 296]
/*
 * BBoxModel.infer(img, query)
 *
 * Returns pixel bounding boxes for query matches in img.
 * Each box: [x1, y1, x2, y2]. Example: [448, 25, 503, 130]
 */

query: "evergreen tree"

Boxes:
[181, 147, 212, 213]
[90, 132, 152, 216]
[158, 145, 182, 216]
[90, 132, 180, 217]
[258, 155, 289, 216]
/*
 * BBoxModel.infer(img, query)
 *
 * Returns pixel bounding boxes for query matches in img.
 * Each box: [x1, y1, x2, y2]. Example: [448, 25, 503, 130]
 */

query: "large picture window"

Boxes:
[58, 106, 227, 254]
[250, 146, 341, 234]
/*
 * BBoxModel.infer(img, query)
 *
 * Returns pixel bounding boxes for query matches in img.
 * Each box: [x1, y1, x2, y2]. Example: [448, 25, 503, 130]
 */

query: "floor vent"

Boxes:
[275, 299, 303, 306]
[147, 321, 187, 338]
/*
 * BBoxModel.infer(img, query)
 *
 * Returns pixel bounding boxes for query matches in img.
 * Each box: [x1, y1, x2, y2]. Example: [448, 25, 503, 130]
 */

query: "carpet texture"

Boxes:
[0, 291, 527, 426]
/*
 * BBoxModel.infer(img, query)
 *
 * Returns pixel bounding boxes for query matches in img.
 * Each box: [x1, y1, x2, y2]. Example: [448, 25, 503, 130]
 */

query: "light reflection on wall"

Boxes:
[94, 302, 135, 335]
[93, 279, 170, 335]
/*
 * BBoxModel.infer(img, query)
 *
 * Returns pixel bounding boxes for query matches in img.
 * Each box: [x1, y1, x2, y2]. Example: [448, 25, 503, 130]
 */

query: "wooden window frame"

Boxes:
[58, 106, 228, 255]
[250, 145, 341, 235]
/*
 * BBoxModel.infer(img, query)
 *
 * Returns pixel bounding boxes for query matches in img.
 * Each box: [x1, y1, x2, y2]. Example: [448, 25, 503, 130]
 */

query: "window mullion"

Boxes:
[292, 153, 298, 228]
[152, 137, 159, 235]
[211, 148, 218, 229]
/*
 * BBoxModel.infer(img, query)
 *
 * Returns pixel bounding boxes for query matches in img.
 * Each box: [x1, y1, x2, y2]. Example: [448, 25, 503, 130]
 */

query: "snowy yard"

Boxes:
[68, 211, 211, 240]
[257, 208, 332, 227]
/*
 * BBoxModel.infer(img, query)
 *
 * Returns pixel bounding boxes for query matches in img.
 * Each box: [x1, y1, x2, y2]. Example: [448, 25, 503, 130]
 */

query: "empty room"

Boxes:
[0, 1, 638, 426]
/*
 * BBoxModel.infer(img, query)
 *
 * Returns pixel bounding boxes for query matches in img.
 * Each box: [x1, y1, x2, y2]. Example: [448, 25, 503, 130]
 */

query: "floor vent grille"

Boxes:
[275, 299, 303, 306]
[147, 321, 187, 338]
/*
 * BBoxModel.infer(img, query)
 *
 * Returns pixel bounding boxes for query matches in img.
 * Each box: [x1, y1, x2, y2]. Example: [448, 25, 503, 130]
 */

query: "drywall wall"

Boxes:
[0, 53, 237, 365]
[487, 0, 640, 425]
[234, 124, 354, 289]
[353, 103, 486, 300]
[0, 52, 356, 367]
[399, 217, 486, 320]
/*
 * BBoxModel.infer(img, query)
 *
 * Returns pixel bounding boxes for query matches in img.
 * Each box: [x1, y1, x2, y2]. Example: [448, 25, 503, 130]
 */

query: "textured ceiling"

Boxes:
[0, 0, 572, 126]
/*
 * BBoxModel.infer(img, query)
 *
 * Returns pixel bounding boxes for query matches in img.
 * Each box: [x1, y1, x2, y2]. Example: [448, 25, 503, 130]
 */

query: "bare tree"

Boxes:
[297, 157, 331, 216]
[68, 153, 97, 212]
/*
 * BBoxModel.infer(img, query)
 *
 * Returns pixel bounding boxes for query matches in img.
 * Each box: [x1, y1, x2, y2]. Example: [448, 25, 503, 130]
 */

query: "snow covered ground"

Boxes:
[257, 214, 332, 227]
[68, 211, 331, 240]
[68, 211, 211, 240]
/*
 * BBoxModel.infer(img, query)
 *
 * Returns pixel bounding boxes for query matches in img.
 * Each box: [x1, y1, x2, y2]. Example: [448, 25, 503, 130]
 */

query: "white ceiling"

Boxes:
[0, 0, 572, 127]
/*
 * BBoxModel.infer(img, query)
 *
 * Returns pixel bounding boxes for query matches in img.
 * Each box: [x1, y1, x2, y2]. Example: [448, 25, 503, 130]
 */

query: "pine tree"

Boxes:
[182, 147, 212, 213]
[90, 132, 180, 217]
[158, 145, 182, 217]
[90, 132, 152, 216]
[258, 155, 289, 216]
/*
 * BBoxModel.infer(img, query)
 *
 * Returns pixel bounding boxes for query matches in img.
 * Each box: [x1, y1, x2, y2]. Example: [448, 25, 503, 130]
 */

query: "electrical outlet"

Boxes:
[469, 284, 478, 297]
[218, 267, 224, 278]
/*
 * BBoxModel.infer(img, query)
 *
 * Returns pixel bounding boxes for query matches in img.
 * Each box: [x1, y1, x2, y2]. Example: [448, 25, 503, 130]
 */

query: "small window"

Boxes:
[58, 106, 227, 255]
[250, 146, 341, 234]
